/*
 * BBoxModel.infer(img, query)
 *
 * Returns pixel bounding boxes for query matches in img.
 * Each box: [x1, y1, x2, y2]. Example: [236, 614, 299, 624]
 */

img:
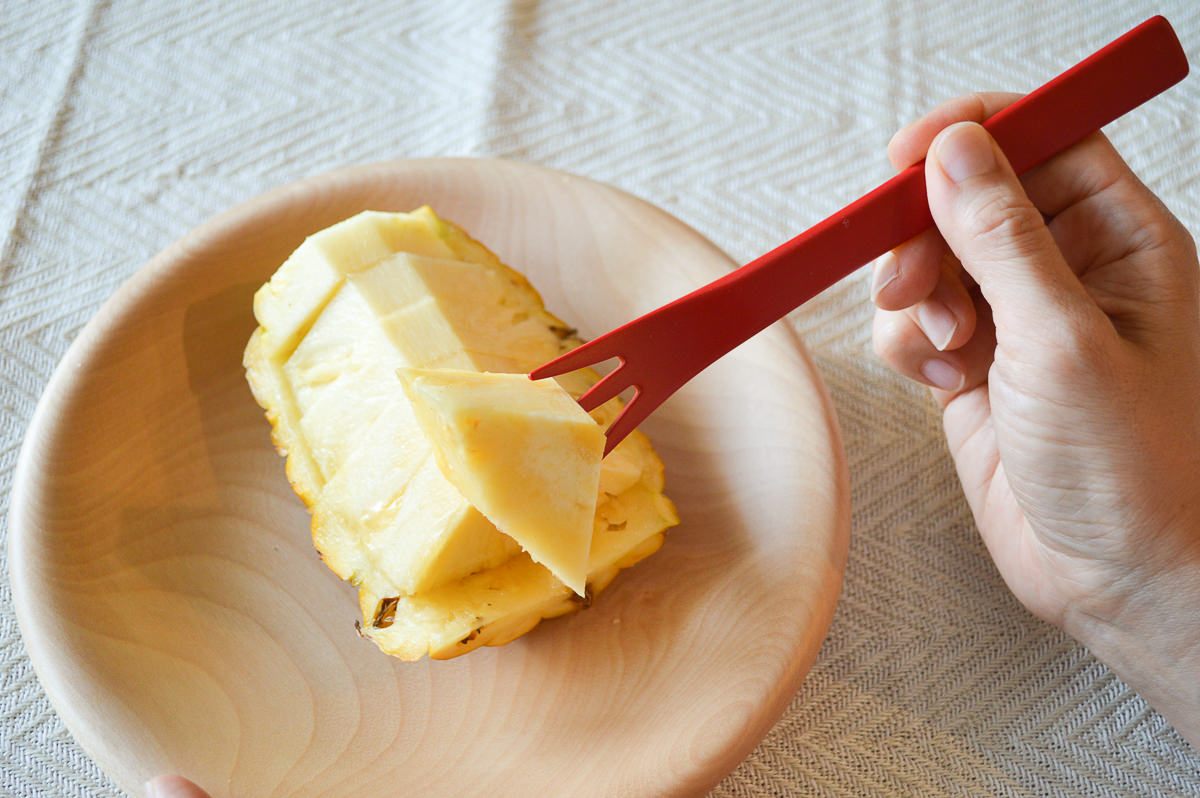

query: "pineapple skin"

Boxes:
[245, 207, 679, 660]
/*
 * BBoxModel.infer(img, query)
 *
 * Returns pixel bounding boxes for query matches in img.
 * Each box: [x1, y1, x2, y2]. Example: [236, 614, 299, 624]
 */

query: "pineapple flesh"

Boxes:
[399, 368, 605, 597]
[244, 207, 678, 660]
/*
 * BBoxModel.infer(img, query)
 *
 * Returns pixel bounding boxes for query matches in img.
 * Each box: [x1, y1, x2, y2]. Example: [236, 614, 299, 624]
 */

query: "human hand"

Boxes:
[146, 774, 211, 798]
[871, 93, 1200, 746]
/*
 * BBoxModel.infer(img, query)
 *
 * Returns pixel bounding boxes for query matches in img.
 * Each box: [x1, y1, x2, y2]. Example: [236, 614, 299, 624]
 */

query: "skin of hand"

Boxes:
[871, 92, 1200, 747]
[145, 775, 212, 798]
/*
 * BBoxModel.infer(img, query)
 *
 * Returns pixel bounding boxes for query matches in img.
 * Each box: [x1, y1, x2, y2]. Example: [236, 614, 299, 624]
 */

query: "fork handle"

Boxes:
[702, 15, 1188, 347]
[533, 17, 1189, 454]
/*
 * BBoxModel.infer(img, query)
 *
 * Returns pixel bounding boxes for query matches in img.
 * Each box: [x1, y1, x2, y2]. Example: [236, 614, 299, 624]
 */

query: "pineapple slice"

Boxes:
[398, 369, 605, 597]
[362, 484, 677, 659]
[246, 209, 466, 501]
[244, 207, 679, 660]
[261, 249, 560, 594]
[253, 209, 459, 360]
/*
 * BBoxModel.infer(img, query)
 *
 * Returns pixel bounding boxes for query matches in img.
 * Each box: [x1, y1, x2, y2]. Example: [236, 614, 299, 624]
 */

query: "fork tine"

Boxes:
[576, 361, 629, 412]
[528, 334, 621, 380]
[601, 387, 657, 456]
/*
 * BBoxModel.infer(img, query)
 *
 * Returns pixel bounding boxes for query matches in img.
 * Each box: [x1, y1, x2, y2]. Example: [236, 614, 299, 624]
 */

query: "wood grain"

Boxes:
[8, 159, 850, 798]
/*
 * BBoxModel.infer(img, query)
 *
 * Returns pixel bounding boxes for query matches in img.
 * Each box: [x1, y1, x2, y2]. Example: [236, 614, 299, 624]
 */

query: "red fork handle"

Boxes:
[678, 15, 1189, 361]
[533, 16, 1189, 453]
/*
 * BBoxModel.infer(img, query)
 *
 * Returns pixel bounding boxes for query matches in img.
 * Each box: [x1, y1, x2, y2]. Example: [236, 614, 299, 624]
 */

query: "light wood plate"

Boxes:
[9, 159, 849, 797]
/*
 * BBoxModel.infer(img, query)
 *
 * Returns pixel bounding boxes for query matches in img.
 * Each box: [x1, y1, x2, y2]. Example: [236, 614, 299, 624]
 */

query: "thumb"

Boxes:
[925, 122, 1099, 334]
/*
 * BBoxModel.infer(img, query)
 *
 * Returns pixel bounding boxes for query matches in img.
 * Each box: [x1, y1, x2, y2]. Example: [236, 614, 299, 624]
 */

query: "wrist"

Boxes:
[1065, 556, 1200, 750]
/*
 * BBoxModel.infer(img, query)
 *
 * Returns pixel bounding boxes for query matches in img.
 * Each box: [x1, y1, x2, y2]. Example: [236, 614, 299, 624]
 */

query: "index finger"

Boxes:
[888, 92, 1022, 170]
[889, 92, 1177, 251]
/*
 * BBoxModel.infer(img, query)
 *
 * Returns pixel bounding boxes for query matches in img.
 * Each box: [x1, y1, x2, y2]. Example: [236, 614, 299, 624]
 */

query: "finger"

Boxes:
[895, 98, 1163, 236]
[874, 307, 963, 392]
[1027, 132, 1156, 282]
[1015, 130, 1195, 263]
[898, 100, 1191, 290]
[1018, 131, 1133, 218]
[145, 775, 213, 798]
[873, 304, 992, 399]
[1047, 173, 1185, 273]
[924, 121, 1108, 338]
[890, 93, 1146, 224]
[930, 297, 996, 406]
[1031, 136, 1200, 317]
[889, 92, 1023, 170]
[905, 255, 978, 351]
[871, 228, 944, 310]
[872, 229, 977, 351]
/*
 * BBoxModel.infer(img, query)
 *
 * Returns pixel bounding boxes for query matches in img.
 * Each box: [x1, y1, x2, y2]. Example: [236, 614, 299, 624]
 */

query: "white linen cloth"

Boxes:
[3, 0, 1199, 795]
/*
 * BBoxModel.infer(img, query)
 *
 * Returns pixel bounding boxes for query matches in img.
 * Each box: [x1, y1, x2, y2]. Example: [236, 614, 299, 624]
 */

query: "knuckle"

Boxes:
[872, 310, 917, 368]
[1129, 211, 1200, 303]
[964, 92, 990, 119]
[871, 312, 897, 356]
[961, 188, 1046, 250]
[1131, 211, 1183, 253]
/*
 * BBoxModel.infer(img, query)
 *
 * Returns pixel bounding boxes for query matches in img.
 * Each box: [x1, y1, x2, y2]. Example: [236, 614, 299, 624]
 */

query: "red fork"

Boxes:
[532, 16, 1189, 455]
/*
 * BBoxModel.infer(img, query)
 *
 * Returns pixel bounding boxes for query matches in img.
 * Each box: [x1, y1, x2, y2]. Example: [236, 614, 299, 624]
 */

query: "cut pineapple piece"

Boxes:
[268, 245, 564, 595]
[362, 484, 677, 659]
[246, 207, 495, 503]
[311, 396, 520, 593]
[244, 207, 679, 660]
[283, 280, 409, 480]
[398, 369, 604, 596]
[254, 208, 457, 359]
[598, 445, 644, 496]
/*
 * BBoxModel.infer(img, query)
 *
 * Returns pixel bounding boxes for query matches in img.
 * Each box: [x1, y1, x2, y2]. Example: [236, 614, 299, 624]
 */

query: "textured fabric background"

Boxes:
[4, 1, 1200, 795]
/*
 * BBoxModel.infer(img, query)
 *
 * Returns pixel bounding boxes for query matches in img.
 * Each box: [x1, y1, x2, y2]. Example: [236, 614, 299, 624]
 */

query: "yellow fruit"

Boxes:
[399, 368, 605, 597]
[244, 207, 678, 660]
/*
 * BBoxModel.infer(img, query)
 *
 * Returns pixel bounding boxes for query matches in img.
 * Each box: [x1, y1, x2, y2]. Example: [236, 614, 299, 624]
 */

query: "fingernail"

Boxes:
[920, 358, 963, 392]
[916, 300, 959, 351]
[871, 251, 900, 301]
[934, 122, 996, 183]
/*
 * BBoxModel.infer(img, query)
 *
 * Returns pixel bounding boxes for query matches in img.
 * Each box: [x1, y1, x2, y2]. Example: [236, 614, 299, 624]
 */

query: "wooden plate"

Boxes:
[9, 159, 849, 797]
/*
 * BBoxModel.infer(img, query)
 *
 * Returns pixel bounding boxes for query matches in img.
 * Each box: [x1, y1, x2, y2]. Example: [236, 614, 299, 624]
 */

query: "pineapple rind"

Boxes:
[243, 327, 323, 507]
[362, 484, 675, 660]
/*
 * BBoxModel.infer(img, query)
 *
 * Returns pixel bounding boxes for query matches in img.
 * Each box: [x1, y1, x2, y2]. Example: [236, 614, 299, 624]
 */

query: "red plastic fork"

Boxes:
[532, 16, 1189, 455]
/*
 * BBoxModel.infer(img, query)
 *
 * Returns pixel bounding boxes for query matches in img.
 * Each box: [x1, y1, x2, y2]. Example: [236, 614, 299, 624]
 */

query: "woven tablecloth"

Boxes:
[4, 1, 1200, 795]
